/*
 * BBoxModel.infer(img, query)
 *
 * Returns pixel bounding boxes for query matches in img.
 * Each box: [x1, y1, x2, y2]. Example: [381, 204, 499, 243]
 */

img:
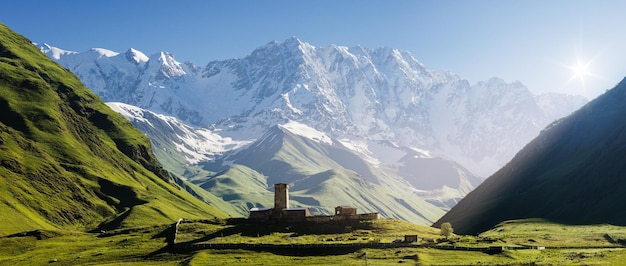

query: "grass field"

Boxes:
[175, 218, 443, 245]
[3, 218, 626, 265]
[481, 218, 626, 247]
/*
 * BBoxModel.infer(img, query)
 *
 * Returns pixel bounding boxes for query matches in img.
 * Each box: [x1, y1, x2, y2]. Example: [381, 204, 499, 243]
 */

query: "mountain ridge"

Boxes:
[39, 38, 587, 177]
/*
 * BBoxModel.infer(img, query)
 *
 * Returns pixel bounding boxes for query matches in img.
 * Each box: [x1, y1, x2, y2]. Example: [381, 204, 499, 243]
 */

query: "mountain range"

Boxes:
[39, 38, 587, 224]
[435, 77, 626, 234]
[38, 38, 587, 176]
[0, 23, 225, 236]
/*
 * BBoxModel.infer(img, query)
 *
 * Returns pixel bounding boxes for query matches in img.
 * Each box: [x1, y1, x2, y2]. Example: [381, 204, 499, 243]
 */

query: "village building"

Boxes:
[404, 235, 418, 243]
[335, 206, 357, 216]
[249, 183, 380, 224]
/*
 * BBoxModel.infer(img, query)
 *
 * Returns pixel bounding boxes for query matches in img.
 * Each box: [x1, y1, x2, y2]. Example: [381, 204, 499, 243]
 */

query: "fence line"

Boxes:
[173, 242, 414, 250]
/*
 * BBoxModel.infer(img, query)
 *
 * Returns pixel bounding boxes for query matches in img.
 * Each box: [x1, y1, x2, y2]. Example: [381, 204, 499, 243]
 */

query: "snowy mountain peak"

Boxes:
[284, 36, 304, 46]
[125, 48, 149, 64]
[253, 37, 308, 59]
[36, 43, 77, 59]
[268, 36, 306, 49]
[149, 51, 186, 78]
[480, 77, 523, 88]
[88, 48, 119, 58]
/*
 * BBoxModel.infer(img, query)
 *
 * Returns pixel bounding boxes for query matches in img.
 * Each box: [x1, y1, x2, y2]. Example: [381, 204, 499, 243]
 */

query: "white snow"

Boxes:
[36, 43, 77, 60]
[279, 120, 332, 145]
[281, 92, 303, 115]
[337, 138, 381, 167]
[107, 101, 154, 127]
[106, 102, 250, 164]
[90, 48, 119, 58]
[128, 48, 149, 63]
[153, 52, 186, 77]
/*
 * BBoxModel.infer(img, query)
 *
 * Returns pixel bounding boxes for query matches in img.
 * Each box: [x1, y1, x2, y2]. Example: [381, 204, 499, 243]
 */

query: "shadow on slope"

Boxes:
[434, 77, 626, 235]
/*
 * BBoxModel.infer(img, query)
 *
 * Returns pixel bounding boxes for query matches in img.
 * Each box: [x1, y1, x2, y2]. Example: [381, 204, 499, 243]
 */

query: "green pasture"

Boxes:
[3, 218, 626, 265]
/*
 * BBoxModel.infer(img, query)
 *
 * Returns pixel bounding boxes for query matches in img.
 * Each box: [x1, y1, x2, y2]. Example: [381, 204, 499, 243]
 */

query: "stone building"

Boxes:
[274, 183, 289, 209]
[335, 206, 357, 216]
[404, 235, 418, 243]
[248, 183, 379, 224]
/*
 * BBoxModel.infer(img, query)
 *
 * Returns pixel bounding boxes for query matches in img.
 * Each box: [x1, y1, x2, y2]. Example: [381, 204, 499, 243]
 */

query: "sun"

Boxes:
[569, 58, 591, 84]
[563, 54, 601, 89]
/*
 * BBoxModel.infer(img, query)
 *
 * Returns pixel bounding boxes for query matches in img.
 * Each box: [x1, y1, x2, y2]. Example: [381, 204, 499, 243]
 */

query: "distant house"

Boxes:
[248, 183, 379, 224]
[404, 235, 418, 243]
[335, 206, 357, 216]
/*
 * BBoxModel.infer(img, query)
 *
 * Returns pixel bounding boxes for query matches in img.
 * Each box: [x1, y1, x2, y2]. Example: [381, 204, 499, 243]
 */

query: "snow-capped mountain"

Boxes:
[39, 38, 587, 177]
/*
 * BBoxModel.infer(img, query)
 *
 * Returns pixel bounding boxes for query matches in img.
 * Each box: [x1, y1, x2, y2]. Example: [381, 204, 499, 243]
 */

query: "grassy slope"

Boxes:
[105, 102, 243, 217]
[171, 173, 247, 217]
[120, 106, 217, 181]
[197, 164, 274, 215]
[0, 23, 225, 236]
[290, 168, 444, 221]
[481, 218, 626, 247]
[435, 78, 626, 235]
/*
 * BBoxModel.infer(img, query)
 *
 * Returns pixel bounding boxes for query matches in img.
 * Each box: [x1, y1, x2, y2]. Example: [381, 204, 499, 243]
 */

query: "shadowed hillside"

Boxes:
[434, 78, 626, 235]
[0, 23, 225, 236]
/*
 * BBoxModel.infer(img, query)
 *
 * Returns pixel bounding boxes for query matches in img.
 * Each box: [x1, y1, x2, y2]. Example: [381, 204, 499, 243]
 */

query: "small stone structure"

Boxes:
[249, 183, 380, 224]
[335, 206, 357, 216]
[404, 235, 418, 243]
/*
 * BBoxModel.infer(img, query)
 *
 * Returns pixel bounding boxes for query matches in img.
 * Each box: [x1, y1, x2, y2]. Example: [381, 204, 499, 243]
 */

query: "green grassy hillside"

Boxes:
[435, 77, 626, 235]
[197, 164, 274, 214]
[0, 23, 225, 236]
[104, 102, 249, 217]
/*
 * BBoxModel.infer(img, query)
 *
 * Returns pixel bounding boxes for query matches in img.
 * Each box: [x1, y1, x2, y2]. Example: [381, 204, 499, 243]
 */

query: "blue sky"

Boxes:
[2, 0, 626, 99]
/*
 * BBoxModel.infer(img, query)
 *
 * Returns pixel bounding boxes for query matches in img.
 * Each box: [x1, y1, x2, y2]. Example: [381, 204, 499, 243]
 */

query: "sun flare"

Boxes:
[570, 59, 591, 83]
[562, 54, 601, 89]
[572, 60, 591, 81]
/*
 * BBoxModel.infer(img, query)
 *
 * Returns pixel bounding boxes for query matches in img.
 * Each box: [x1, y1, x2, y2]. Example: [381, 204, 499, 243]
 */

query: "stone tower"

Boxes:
[274, 183, 289, 209]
